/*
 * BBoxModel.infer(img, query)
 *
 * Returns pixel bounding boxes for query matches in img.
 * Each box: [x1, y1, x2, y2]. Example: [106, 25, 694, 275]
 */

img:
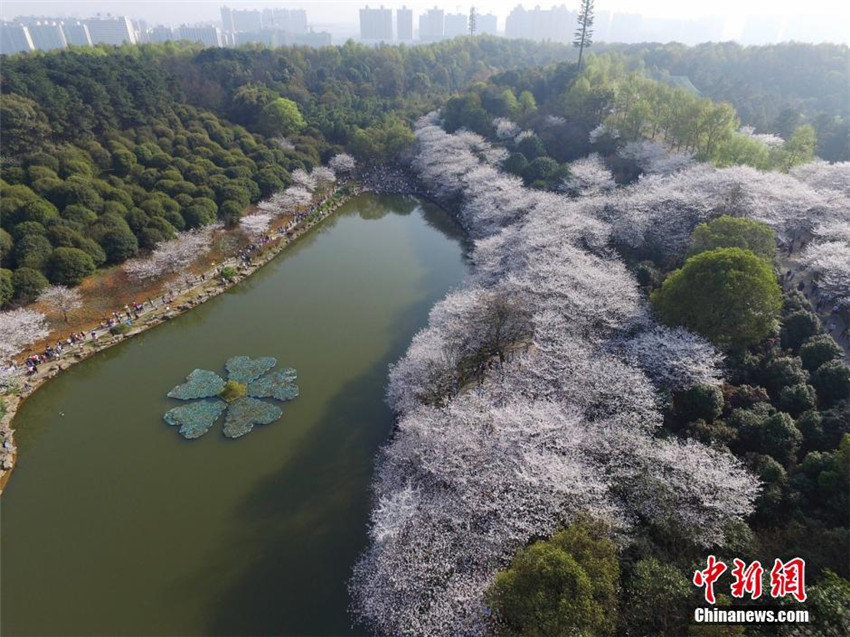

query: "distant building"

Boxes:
[444, 13, 468, 38]
[231, 8, 263, 32]
[61, 21, 92, 46]
[505, 5, 576, 43]
[177, 25, 223, 47]
[360, 5, 393, 41]
[291, 30, 332, 47]
[262, 8, 307, 34]
[0, 22, 34, 54]
[478, 13, 498, 35]
[397, 6, 413, 41]
[419, 7, 444, 41]
[85, 16, 137, 45]
[148, 25, 175, 43]
[234, 30, 274, 47]
[28, 22, 67, 51]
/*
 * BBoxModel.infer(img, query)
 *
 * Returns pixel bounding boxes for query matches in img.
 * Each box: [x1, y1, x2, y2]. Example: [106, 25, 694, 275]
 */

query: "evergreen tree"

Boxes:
[574, 0, 595, 73]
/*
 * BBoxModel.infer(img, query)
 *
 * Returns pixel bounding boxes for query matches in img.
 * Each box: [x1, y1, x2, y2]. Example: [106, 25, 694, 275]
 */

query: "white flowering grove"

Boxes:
[0, 308, 50, 362]
[561, 153, 616, 197]
[351, 121, 757, 636]
[329, 153, 356, 175]
[239, 213, 273, 238]
[124, 228, 216, 282]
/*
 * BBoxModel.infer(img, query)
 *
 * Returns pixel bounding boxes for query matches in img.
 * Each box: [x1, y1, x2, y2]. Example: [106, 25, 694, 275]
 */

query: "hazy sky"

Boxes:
[3, 0, 849, 37]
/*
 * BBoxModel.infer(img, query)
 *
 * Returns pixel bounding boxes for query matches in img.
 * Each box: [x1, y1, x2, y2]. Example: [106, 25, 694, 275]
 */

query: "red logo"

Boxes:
[693, 555, 727, 604]
[694, 556, 806, 603]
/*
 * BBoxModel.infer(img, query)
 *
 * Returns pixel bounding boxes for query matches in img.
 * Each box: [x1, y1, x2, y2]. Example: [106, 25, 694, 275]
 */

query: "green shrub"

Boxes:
[651, 248, 782, 349]
[11, 267, 48, 302]
[47, 247, 96, 285]
[813, 361, 850, 406]
[799, 334, 843, 372]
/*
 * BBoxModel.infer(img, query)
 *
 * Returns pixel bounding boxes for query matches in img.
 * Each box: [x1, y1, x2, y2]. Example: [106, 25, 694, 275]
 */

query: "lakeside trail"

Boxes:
[0, 183, 362, 494]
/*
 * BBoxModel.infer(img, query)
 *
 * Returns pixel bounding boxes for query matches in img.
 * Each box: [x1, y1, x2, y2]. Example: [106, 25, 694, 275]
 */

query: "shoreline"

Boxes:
[0, 182, 365, 494]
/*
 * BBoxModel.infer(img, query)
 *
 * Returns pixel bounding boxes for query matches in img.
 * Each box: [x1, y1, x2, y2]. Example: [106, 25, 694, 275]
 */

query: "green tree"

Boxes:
[651, 248, 783, 349]
[0, 268, 13, 308]
[488, 517, 618, 636]
[690, 216, 776, 261]
[46, 247, 96, 286]
[573, 0, 595, 73]
[781, 310, 821, 351]
[11, 267, 49, 302]
[776, 124, 817, 171]
[626, 558, 691, 636]
[799, 334, 843, 372]
[259, 98, 306, 137]
[675, 385, 724, 424]
[813, 360, 850, 406]
[14, 234, 53, 271]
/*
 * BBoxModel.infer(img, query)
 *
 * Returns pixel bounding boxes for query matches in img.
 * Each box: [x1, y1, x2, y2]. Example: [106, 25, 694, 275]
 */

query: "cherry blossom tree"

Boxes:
[799, 241, 850, 307]
[290, 168, 316, 192]
[279, 185, 313, 212]
[0, 308, 50, 362]
[311, 166, 336, 190]
[562, 153, 616, 197]
[791, 160, 850, 197]
[239, 213, 273, 238]
[353, 125, 760, 636]
[617, 325, 725, 391]
[38, 285, 82, 323]
[493, 117, 520, 141]
[329, 153, 356, 175]
[124, 228, 216, 282]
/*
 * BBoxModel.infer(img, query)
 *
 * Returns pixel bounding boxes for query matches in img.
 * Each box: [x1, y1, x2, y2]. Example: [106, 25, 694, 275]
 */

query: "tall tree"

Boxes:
[574, 0, 595, 73]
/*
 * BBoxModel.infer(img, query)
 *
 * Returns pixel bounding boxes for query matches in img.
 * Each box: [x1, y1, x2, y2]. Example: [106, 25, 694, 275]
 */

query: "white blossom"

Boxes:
[38, 285, 82, 323]
[239, 213, 273, 238]
[290, 168, 316, 192]
[353, 126, 758, 636]
[0, 308, 50, 362]
[492, 117, 520, 141]
[329, 153, 356, 175]
[618, 325, 725, 392]
[124, 228, 216, 282]
[562, 153, 616, 197]
[311, 165, 336, 189]
[799, 241, 850, 307]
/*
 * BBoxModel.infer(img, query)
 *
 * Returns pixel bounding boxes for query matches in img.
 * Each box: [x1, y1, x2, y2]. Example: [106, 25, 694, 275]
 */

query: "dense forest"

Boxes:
[2, 39, 848, 307]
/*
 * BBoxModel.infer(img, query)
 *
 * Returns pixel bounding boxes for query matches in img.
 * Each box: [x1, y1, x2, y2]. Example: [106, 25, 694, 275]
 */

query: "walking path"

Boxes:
[0, 182, 362, 492]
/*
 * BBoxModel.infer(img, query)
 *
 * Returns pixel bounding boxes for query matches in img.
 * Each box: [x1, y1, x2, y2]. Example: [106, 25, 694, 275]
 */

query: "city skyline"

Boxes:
[2, 1, 848, 47]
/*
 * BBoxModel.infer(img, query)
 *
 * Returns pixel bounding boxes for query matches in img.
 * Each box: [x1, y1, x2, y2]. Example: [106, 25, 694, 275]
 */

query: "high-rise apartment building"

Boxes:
[61, 21, 92, 46]
[419, 7, 444, 41]
[359, 5, 393, 41]
[262, 9, 308, 34]
[444, 13, 468, 38]
[0, 23, 34, 54]
[148, 25, 174, 43]
[397, 6, 413, 41]
[85, 16, 137, 45]
[177, 25, 223, 47]
[27, 22, 67, 51]
[505, 5, 576, 43]
[478, 13, 498, 35]
[232, 9, 263, 32]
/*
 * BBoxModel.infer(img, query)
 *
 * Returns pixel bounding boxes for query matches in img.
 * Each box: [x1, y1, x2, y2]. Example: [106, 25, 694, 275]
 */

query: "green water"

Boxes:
[0, 194, 467, 637]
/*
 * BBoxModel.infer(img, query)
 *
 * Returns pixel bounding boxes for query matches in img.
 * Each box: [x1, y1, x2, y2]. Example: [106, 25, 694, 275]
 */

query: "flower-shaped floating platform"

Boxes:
[164, 356, 299, 439]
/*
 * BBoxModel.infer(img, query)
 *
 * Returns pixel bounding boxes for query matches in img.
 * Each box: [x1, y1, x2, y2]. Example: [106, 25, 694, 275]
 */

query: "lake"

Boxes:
[0, 194, 468, 636]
